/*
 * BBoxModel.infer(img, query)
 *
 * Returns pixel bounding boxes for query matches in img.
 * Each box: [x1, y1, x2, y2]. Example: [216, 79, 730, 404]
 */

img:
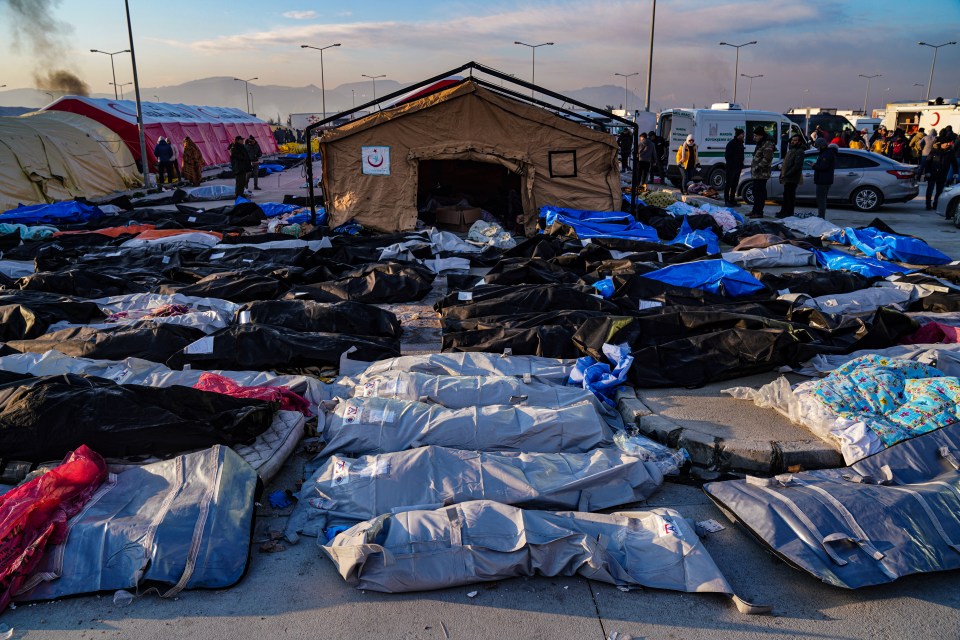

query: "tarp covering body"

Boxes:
[319, 80, 620, 235]
[322, 500, 734, 595]
[704, 421, 960, 589]
[319, 396, 612, 456]
[288, 446, 663, 536]
[18, 445, 258, 600]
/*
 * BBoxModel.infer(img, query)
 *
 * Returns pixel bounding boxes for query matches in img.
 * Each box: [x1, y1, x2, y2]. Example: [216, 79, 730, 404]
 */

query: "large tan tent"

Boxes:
[0, 110, 141, 213]
[319, 80, 621, 235]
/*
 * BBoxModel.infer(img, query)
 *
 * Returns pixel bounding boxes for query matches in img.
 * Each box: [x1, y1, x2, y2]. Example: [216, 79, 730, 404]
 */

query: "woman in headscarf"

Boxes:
[181, 137, 204, 187]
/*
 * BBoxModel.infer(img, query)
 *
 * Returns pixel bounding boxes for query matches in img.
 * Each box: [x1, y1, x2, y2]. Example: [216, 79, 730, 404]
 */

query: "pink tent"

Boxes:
[44, 97, 278, 171]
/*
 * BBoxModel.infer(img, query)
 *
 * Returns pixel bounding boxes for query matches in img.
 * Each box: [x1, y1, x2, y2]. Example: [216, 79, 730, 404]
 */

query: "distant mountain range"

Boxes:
[0, 76, 645, 123]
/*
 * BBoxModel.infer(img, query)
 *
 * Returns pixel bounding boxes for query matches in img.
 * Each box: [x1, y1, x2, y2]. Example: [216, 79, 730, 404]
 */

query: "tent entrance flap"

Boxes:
[417, 159, 523, 232]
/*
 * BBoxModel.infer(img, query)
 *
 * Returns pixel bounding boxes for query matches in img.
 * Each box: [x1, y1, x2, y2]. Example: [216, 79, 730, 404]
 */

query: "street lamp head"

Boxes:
[919, 41, 927, 45]
[90, 49, 99, 53]
[719, 42, 729, 46]
[333, 43, 342, 47]
[545, 42, 554, 46]
[300, 44, 309, 48]
[748, 41, 758, 45]
[514, 41, 522, 44]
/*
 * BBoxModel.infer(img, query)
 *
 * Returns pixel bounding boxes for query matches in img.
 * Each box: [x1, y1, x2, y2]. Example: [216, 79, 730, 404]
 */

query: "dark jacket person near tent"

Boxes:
[153, 137, 175, 185]
[724, 128, 745, 206]
[617, 130, 633, 173]
[777, 134, 805, 219]
[228, 136, 252, 199]
[812, 139, 838, 218]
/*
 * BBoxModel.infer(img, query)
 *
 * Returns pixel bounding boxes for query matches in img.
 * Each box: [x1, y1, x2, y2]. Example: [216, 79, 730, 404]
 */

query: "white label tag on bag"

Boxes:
[188, 216, 197, 222]
[210, 252, 226, 260]
[457, 291, 473, 301]
[183, 336, 214, 355]
[638, 299, 663, 310]
[239, 310, 252, 324]
[161, 255, 171, 264]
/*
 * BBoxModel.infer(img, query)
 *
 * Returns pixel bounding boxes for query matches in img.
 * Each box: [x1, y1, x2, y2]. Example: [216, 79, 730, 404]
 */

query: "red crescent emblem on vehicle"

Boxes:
[932, 112, 941, 126]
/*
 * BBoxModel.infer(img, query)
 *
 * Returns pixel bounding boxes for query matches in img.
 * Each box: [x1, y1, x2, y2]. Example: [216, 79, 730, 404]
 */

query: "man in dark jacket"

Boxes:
[636, 132, 654, 186]
[723, 128, 745, 206]
[244, 135, 263, 191]
[228, 136, 252, 199]
[777, 133, 805, 218]
[617, 129, 633, 173]
[812, 139, 837, 218]
[153, 137, 174, 185]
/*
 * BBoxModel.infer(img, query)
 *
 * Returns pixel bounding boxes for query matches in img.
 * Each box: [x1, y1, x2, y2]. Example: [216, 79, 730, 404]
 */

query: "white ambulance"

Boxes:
[881, 100, 960, 135]
[657, 103, 804, 190]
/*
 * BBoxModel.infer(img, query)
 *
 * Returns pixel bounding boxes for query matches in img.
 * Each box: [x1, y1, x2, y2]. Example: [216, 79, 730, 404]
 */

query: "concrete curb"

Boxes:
[615, 387, 844, 474]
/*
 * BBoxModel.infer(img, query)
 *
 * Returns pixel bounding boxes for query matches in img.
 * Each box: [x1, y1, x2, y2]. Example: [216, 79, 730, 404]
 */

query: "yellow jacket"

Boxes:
[849, 140, 866, 150]
[676, 143, 698, 169]
[870, 138, 887, 154]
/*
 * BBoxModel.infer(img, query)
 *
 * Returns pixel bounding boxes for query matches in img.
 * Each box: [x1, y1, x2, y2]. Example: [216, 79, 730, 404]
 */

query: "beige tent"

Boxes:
[319, 81, 621, 235]
[0, 110, 141, 214]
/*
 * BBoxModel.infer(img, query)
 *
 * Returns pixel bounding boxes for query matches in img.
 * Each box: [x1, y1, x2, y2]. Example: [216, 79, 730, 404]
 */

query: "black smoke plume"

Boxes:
[3, 0, 91, 96]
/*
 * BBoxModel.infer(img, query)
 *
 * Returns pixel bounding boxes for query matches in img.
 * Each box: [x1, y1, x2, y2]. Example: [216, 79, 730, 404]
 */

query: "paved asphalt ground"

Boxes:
[4, 168, 960, 638]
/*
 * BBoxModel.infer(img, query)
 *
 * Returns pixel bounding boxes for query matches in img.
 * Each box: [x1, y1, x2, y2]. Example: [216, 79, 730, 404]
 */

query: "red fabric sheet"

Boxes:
[193, 372, 312, 416]
[0, 445, 107, 613]
[900, 322, 960, 345]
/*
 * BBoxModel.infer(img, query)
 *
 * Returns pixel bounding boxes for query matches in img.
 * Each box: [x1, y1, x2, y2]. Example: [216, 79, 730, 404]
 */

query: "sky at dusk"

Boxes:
[1, 0, 958, 112]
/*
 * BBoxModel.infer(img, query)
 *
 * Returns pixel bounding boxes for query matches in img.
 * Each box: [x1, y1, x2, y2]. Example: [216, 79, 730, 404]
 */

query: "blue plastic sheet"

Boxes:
[538, 206, 659, 242]
[641, 259, 766, 297]
[812, 248, 908, 278]
[568, 343, 634, 407]
[258, 164, 286, 175]
[667, 217, 720, 255]
[830, 227, 951, 266]
[285, 208, 326, 225]
[0, 223, 58, 240]
[0, 201, 103, 225]
[234, 197, 300, 218]
[334, 221, 362, 235]
[592, 277, 615, 298]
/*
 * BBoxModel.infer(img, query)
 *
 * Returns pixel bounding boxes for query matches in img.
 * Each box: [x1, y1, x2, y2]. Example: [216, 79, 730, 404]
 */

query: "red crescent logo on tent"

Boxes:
[108, 101, 139, 118]
[368, 152, 384, 167]
[932, 112, 941, 126]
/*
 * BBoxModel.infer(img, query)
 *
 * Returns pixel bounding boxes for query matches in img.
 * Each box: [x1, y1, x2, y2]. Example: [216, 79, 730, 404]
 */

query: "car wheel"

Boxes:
[740, 181, 755, 205]
[851, 186, 882, 212]
[708, 166, 726, 190]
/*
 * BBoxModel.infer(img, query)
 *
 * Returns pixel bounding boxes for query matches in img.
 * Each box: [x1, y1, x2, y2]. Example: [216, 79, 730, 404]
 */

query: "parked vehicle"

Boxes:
[785, 112, 855, 136]
[852, 117, 881, 134]
[737, 148, 918, 212]
[882, 99, 960, 135]
[937, 184, 960, 225]
[658, 104, 804, 191]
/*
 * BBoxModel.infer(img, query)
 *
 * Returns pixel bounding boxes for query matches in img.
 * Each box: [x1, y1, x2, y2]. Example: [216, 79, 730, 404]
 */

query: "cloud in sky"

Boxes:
[282, 10, 317, 20]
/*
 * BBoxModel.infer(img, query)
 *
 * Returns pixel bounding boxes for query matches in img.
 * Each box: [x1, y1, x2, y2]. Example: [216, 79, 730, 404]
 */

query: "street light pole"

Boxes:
[300, 43, 341, 120]
[232, 77, 258, 114]
[110, 82, 132, 99]
[919, 41, 957, 102]
[90, 49, 130, 100]
[719, 41, 757, 104]
[914, 83, 925, 101]
[740, 73, 763, 109]
[123, 0, 150, 188]
[858, 73, 881, 116]
[362, 74, 386, 101]
[514, 41, 554, 97]
[614, 72, 639, 112]
[644, 0, 655, 112]
[249, 91, 254, 116]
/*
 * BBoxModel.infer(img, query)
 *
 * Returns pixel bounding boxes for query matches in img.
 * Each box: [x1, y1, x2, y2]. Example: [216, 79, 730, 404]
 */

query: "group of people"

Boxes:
[228, 135, 264, 199]
[616, 129, 669, 186]
[272, 127, 304, 145]
[152, 136, 205, 188]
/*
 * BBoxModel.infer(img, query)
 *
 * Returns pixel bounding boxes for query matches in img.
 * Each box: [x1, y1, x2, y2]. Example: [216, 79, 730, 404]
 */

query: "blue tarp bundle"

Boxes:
[568, 343, 634, 407]
[285, 208, 327, 225]
[234, 198, 300, 219]
[0, 201, 103, 225]
[259, 164, 286, 175]
[667, 217, 720, 255]
[828, 227, 951, 265]
[279, 153, 321, 161]
[641, 259, 766, 297]
[812, 248, 908, 278]
[538, 206, 659, 242]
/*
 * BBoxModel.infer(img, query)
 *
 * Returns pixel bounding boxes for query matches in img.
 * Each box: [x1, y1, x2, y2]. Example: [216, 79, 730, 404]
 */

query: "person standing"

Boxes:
[849, 129, 867, 150]
[181, 137, 204, 187]
[777, 133, 805, 218]
[153, 137, 174, 185]
[636, 132, 654, 186]
[909, 128, 926, 164]
[617, 129, 633, 173]
[245, 135, 263, 191]
[812, 138, 837, 219]
[749, 126, 776, 218]
[926, 133, 953, 211]
[918, 128, 937, 180]
[675, 134, 699, 195]
[229, 136, 252, 199]
[723, 128, 745, 207]
[869, 126, 888, 154]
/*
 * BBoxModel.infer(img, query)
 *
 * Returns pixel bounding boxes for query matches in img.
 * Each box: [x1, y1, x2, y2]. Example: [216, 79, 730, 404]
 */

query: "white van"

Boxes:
[852, 117, 881, 134]
[658, 104, 804, 190]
